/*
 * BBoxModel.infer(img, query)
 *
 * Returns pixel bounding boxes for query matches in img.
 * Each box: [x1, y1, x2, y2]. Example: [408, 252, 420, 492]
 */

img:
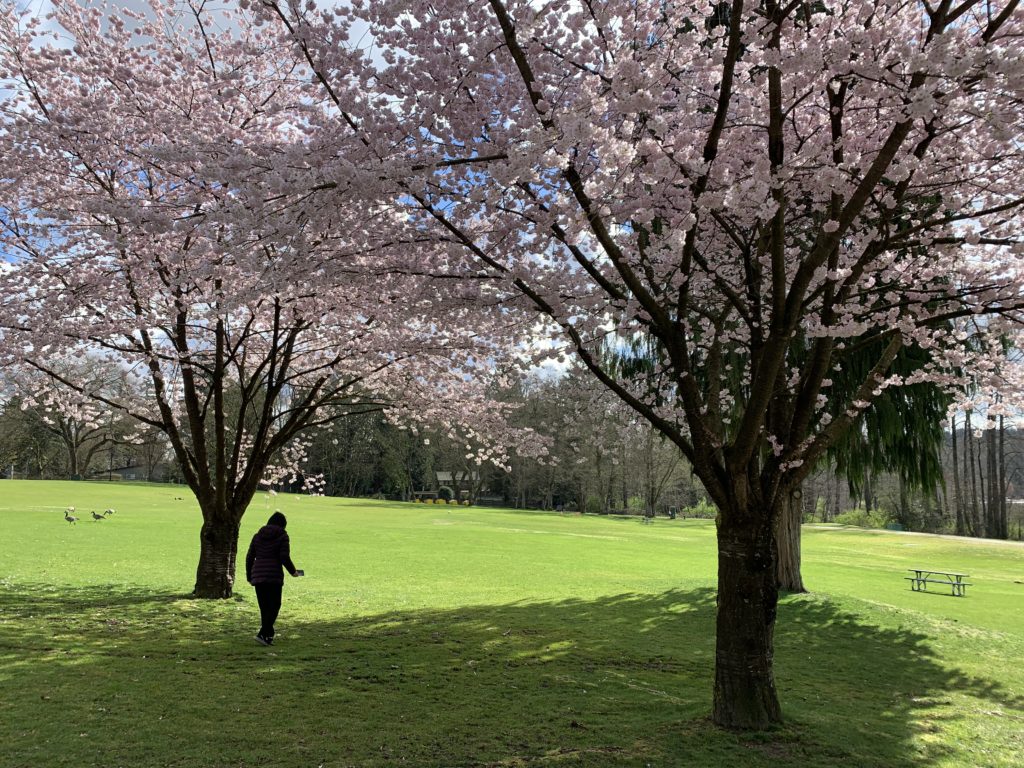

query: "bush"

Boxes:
[682, 498, 717, 519]
[832, 508, 892, 529]
[437, 486, 454, 502]
[584, 495, 604, 515]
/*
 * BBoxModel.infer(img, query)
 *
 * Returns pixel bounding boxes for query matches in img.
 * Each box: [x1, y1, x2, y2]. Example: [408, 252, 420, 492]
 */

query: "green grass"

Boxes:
[2, 481, 1022, 767]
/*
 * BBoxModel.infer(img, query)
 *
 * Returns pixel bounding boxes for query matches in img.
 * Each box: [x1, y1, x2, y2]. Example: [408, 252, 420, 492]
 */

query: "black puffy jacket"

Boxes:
[245, 524, 297, 585]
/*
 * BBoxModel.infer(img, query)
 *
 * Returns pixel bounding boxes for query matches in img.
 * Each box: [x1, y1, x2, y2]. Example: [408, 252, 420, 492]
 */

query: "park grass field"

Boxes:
[1, 480, 1022, 768]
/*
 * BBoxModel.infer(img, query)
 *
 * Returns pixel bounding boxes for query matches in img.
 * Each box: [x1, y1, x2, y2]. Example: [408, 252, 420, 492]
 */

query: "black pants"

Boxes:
[254, 583, 283, 639]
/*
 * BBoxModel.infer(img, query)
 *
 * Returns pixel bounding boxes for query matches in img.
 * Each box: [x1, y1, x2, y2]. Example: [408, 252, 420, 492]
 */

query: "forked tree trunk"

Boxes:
[193, 513, 242, 598]
[713, 506, 783, 729]
[775, 489, 806, 593]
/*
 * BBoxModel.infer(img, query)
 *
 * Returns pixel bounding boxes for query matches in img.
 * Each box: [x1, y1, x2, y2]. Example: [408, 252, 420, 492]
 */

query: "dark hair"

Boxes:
[267, 511, 287, 529]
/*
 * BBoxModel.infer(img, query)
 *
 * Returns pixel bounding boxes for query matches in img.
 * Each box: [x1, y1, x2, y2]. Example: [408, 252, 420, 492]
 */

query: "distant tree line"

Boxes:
[294, 374, 1024, 542]
[2, 366, 1020, 541]
[0, 361, 170, 483]
[0, 398, 170, 483]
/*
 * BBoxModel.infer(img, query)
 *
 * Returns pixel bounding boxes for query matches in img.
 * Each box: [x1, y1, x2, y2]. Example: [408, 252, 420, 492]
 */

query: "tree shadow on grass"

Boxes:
[0, 583, 1020, 768]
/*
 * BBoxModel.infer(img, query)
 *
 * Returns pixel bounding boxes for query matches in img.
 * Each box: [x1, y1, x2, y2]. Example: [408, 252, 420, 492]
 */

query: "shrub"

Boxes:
[833, 508, 892, 529]
[437, 486, 454, 502]
[584, 495, 604, 515]
[682, 498, 717, 519]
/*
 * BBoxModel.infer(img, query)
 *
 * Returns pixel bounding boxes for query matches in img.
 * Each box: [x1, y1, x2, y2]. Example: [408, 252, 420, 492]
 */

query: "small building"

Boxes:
[435, 470, 483, 501]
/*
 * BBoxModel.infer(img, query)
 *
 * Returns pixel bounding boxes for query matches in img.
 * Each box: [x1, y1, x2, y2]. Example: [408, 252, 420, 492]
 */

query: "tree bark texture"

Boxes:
[775, 489, 806, 592]
[713, 507, 783, 728]
[193, 515, 242, 598]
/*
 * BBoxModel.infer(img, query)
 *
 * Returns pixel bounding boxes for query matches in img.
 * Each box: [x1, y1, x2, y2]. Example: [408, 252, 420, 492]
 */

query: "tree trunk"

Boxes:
[976, 445, 986, 536]
[713, 503, 782, 729]
[950, 417, 965, 536]
[863, 469, 874, 516]
[64, 429, 80, 478]
[830, 473, 842, 520]
[965, 411, 980, 536]
[898, 475, 911, 529]
[193, 513, 242, 598]
[822, 476, 834, 523]
[998, 416, 1008, 539]
[922, 490, 935, 530]
[986, 426, 999, 538]
[775, 488, 805, 592]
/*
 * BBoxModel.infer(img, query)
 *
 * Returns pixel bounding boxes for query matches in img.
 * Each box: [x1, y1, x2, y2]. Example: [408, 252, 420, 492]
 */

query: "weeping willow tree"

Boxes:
[765, 335, 953, 592]
[829, 342, 951, 509]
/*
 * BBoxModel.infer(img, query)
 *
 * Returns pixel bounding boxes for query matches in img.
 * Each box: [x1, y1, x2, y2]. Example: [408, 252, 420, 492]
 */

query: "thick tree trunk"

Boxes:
[775, 489, 806, 593]
[713, 507, 783, 729]
[193, 514, 242, 598]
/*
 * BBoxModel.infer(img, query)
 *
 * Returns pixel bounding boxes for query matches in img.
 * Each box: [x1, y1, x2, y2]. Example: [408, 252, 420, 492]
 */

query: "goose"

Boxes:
[64, 509, 78, 524]
[91, 510, 105, 521]
[103, 508, 115, 517]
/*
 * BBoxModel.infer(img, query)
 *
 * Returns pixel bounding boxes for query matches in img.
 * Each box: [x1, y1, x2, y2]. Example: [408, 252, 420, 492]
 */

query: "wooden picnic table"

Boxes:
[906, 568, 972, 597]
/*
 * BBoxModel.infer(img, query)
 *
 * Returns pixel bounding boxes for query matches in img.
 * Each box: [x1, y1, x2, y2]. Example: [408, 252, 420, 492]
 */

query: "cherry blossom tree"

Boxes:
[0, 0, 531, 598]
[260, 0, 1024, 727]
[5, 355, 128, 479]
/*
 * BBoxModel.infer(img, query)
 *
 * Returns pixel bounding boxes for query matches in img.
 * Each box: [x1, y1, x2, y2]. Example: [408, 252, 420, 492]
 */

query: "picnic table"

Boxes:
[906, 568, 972, 597]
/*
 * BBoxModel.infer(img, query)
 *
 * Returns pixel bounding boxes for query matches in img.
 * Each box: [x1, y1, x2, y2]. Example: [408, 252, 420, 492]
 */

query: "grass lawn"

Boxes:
[2, 480, 1022, 767]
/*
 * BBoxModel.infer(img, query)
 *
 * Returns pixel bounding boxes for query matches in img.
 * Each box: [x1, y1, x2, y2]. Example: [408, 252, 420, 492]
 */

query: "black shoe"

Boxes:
[255, 634, 272, 646]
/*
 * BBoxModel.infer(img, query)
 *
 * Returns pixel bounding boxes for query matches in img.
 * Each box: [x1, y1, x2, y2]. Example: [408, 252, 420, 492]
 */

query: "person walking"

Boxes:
[245, 511, 301, 646]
